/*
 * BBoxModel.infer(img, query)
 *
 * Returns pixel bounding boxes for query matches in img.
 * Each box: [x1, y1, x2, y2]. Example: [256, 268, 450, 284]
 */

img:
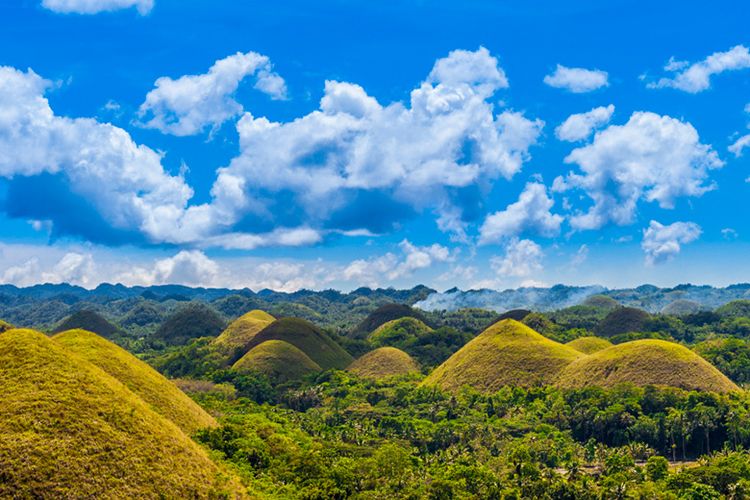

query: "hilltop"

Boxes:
[422, 319, 582, 393]
[232, 340, 321, 381]
[566, 336, 613, 354]
[211, 309, 275, 361]
[368, 316, 433, 347]
[0, 329, 241, 498]
[52, 309, 121, 338]
[351, 303, 430, 338]
[347, 347, 420, 379]
[153, 302, 226, 346]
[557, 339, 739, 393]
[53, 329, 216, 434]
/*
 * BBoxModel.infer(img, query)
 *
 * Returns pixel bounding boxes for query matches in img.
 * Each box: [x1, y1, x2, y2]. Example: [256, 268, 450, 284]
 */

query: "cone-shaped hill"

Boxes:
[211, 310, 275, 361]
[347, 347, 420, 379]
[368, 317, 433, 347]
[0, 329, 242, 498]
[153, 302, 227, 346]
[351, 303, 429, 339]
[556, 339, 739, 393]
[53, 329, 216, 434]
[232, 340, 321, 381]
[423, 319, 583, 393]
[566, 336, 613, 354]
[243, 317, 353, 370]
[52, 310, 121, 338]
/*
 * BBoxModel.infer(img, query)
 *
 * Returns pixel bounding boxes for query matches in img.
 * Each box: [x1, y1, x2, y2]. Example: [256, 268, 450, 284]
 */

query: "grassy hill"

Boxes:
[567, 336, 613, 354]
[422, 319, 583, 393]
[351, 303, 429, 339]
[582, 294, 620, 310]
[245, 318, 352, 370]
[232, 340, 321, 381]
[661, 299, 704, 316]
[0, 319, 13, 333]
[368, 317, 433, 347]
[716, 299, 750, 319]
[153, 302, 226, 346]
[211, 309, 275, 361]
[53, 329, 216, 434]
[0, 329, 242, 498]
[347, 347, 420, 379]
[557, 339, 739, 393]
[595, 307, 651, 337]
[52, 310, 121, 338]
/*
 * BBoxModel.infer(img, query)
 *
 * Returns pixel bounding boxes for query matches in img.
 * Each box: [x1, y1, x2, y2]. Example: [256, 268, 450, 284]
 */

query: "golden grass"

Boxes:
[422, 319, 583, 393]
[347, 347, 420, 379]
[232, 339, 321, 381]
[556, 339, 740, 393]
[54, 329, 217, 434]
[566, 336, 613, 354]
[368, 317, 433, 346]
[211, 309, 275, 360]
[0, 329, 245, 499]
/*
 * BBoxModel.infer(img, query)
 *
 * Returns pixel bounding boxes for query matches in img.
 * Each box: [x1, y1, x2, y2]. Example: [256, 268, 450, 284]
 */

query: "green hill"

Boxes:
[53, 329, 217, 434]
[0, 320, 13, 333]
[422, 319, 583, 393]
[567, 336, 613, 354]
[211, 309, 275, 361]
[595, 307, 651, 338]
[556, 339, 739, 393]
[716, 299, 750, 319]
[232, 340, 321, 381]
[351, 303, 429, 339]
[120, 301, 163, 328]
[52, 310, 121, 338]
[582, 295, 620, 310]
[153, 302, 226, 346]
[245, 318, 353, 370]
[0, 329, 243, 498]
[347, 347, 420, 379]
[368, 317, 433, 347]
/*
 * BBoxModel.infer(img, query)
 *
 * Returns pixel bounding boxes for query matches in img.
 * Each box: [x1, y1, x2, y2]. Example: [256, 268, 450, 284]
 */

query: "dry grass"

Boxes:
[368, 317, 433, 346]
[566, 336, 613, 354]
[211, 309, 275, 361]
[347, 347, 420, 379]
[232, 339, 321, 381]
[422, 319, 583, 393]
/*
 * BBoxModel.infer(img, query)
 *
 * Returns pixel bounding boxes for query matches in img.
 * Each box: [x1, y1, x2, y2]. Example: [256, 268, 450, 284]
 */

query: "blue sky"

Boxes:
[1, 0, 749, 291]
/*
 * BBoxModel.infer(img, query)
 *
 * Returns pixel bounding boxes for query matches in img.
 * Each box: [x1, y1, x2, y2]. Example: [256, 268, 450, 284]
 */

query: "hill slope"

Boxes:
[212, 309, 275, 360]
[368, 317, 433, 347]
[232, 340, 321, 381]
[347, 347, 420, 379]
[153, 302, 226, 346]
[566, 336, 613, 354]
[423, 319, 583, 393]
[557, 339, 739, 393]
[0, 319, 13, 333]
[351, 303, 429, 339]
[52, 310, 121, 338]
[0, 329, 242, 498]
[53, 329, 216, 434]
[246, 318, 352, 370]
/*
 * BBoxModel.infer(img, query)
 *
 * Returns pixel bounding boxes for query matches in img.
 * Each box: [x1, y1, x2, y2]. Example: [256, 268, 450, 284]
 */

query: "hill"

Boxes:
[582, 295, 620, 310]
[347, 347, 420, 379]
[51, 309, 121, 338]
[246, 317, 352, 370]
[566, 336, 613, 354]
[119, 300, 163, 328]
[232, 340, 321, 381]
[368, 317, 433, 347]
[716, 299, 750, 319]
[661, 299, 704, 316]
[556, 339, 739, 393]
[595, 307, 651, 338]
[53, 329, 216, 434]
[351, 303, 429, 339]
[422, 319, 583, 393]
[153, 302, 226, 346]
[0, 329, 242, 498]
[0, 319, 13, 333]
[211, 310, 275, 361]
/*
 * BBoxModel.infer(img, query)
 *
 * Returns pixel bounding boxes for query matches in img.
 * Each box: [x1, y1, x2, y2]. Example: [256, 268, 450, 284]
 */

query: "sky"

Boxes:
[1, 0, 750, 291]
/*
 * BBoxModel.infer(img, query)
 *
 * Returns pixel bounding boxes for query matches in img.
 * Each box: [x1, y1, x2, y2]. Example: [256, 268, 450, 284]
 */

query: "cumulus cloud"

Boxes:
[729, 134, 750, 157]
[641, 220, 701, 265]
[554, 111, 723, 230]
[555, 105, 615, 142]
[2, 252, 94, 287]
[648, 45, 750, 93]
[479, 182, 563, 244]
[119, 250, 220, 286]
[42, 0, 153, 14]
[490, 238, 543, 278]
[137, 51, 287, 136]
[543, 64, 609, 93]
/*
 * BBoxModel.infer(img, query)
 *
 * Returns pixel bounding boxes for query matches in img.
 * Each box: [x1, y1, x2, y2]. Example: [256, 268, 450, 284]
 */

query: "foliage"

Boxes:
[347, 347, 420, 379]
[596, 306, 652, 338]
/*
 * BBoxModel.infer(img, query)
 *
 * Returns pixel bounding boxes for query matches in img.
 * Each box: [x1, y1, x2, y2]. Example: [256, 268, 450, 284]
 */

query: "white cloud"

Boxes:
[121, 250, 220, 287]
[479, 182, 563, 244]
[555, 105, 615, 142]
[543, 64, 609, 93]
[490, 238, 544, 278]
[641, 220, 701, 265]
[137, 51, 287, 136]
[648, 45, 750, 93]
[554, 111, 723, 230]
[2, 252, 94, 287]
[2, 258, 41, 287]
[729, 134, 750, 157]
[722, 228, 738, 240]
[571, 244, 589, 266]
[42, 0, 153, 14]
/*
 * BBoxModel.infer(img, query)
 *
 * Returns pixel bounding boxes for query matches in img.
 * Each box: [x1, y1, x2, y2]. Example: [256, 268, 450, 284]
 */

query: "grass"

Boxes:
[52, 310, 121, 338]
[153, 302, 226, 346]
[567, 336, 613, 354]
[211, 309, 275, 362]
[245, 317, 353, 370]
[232, 340, 321, 381]
[0, 329, 244, 499]
[368, 317, 433, 346]
[53, 329, 217, 434]
[0, 319, 13, 333]
[422, 319, 583, 393]
[351, 303, 429, 339]
[556, 339, 740, 393]
[596, 306, 651, 338]
[347, 347, 420, 379]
